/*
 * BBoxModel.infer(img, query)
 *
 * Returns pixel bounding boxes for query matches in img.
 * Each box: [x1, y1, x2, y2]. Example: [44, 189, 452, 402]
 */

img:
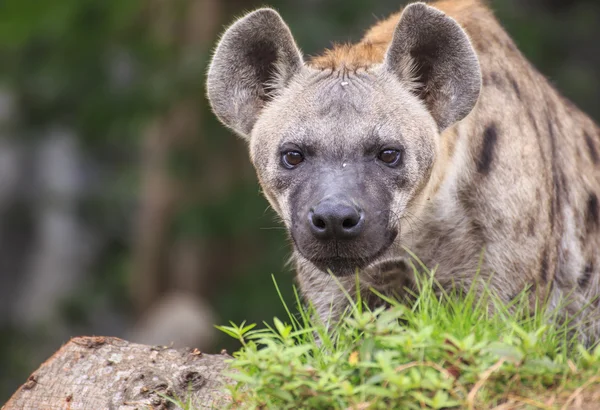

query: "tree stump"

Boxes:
[3, 336, 236, 409]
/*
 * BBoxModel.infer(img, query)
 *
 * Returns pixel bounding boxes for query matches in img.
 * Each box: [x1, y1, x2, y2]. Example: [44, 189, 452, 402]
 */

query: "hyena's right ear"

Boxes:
[206, 9, 303, 139]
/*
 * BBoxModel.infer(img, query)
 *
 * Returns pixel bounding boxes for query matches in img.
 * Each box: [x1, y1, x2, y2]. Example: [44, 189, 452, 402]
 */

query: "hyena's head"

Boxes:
[206, 3, 481, 276]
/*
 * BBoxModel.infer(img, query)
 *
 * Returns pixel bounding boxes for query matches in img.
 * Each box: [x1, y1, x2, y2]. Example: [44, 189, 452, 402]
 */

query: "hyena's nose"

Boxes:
[309, 200, 364, 240]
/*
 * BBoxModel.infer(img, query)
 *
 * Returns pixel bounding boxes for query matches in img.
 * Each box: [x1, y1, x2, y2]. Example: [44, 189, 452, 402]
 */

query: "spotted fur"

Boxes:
[207, 0, 600, 342]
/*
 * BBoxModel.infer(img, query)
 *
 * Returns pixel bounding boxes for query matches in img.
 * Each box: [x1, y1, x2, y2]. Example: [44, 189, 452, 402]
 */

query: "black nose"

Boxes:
[309, 200, 364, 240]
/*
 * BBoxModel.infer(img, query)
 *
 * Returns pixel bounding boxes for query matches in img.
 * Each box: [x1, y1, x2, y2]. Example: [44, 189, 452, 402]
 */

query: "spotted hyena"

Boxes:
[207, 1, 600, 340]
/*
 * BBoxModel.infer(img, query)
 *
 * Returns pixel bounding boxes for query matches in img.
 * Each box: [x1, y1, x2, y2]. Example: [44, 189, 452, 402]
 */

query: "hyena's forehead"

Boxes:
[261, 69, 423, 148]
[307, 71, 378, 113]
[298, 70, 394, 119]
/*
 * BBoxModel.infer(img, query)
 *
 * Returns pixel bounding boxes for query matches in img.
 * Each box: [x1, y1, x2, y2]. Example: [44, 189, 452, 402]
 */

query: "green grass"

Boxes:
[213, 260, 600, 409]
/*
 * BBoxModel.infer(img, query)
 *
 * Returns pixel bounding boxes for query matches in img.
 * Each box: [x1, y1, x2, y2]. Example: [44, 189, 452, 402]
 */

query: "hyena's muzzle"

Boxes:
[289, 160, 398, 276]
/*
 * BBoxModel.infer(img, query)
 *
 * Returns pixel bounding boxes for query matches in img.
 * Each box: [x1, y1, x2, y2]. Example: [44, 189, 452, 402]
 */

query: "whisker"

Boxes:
[400, 213, 419, 244]
[262, 204, 274, 216]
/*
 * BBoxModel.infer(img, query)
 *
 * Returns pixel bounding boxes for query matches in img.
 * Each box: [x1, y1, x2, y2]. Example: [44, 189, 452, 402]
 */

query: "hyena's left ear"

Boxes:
[384, 3, 481, 131]
[206, 9, 303, 139]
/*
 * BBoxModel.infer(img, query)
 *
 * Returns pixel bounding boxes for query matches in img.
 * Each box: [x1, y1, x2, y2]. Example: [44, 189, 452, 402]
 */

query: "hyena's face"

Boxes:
[249, 70, 438, 275]
[207, 3, 481, 276]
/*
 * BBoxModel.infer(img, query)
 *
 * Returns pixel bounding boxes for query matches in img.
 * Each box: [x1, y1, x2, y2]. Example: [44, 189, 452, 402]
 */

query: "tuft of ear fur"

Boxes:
[384, 3, 481, 131]
[206, 9, 303, 139]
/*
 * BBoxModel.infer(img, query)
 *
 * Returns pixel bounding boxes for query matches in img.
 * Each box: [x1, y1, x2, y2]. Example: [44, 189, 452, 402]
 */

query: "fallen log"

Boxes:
[3, 336, 235, 410]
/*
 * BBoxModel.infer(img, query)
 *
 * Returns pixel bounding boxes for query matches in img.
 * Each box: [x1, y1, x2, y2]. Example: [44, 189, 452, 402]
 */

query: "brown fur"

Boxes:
[311, 0, 482, 70]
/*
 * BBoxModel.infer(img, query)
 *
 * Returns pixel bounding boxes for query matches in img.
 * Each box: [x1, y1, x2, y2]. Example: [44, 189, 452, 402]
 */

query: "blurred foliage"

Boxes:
[1, 0, 146, 142]
[0, 0, 599, 403]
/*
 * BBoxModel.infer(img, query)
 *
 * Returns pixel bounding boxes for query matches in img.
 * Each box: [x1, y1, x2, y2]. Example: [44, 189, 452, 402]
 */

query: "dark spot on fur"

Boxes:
[548, 188, 555, 228]
[458, 187, 477, 213]
[559, 172, 569, 205]
[476, 124, 498, 174]
[514, 220, 524, 237]
[528, 109, 549, 178]
[528, 110, 540, 135]
[552, 172, 561, 196]
[546, 114, 562, 229]
[490, 72, 503, 88]
[539, 248, 549, 283]
[493, 218, 503, 230]
[508, 75, 521, 99]
[579, 262, 594, 288]
[586, 193, 599, 230]
[527, 217, 535, 237]
[584, 131, 599, 165]
[470, 220, 485, 238]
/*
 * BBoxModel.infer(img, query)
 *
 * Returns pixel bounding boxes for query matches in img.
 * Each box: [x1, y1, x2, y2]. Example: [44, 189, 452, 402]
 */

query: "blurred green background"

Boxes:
[0, 0, 598, 402]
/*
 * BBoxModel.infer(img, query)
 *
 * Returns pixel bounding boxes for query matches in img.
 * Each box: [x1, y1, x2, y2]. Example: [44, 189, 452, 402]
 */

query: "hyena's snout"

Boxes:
[291, 170, 398, 276]
[308, 198, 365, 241]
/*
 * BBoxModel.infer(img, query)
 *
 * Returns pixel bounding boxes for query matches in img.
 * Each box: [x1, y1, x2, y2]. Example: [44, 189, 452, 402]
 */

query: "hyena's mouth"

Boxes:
[301, 229, 399, 276]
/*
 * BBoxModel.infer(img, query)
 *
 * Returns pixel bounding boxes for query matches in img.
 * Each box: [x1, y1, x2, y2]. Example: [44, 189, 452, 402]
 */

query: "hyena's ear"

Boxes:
[384, 3, 481, 131]
[206, 9, 303, 139]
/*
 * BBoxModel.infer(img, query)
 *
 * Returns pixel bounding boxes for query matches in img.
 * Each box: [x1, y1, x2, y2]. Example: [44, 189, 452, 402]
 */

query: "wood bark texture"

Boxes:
[3, 336, 236, 410]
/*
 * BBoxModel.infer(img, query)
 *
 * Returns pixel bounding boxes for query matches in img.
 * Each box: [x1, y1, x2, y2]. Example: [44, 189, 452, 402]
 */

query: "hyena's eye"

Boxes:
[378, 149, 403, 167]
[282, 150, 304, 169]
